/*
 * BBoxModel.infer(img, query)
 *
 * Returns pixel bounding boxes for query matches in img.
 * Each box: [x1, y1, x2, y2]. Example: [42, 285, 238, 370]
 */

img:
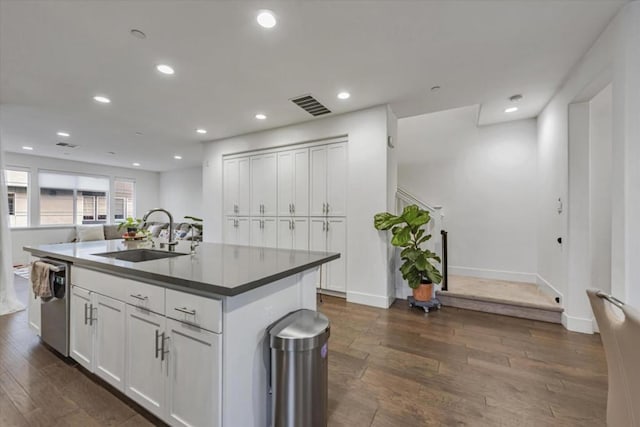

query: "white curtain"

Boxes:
[0, 141, 25, 315]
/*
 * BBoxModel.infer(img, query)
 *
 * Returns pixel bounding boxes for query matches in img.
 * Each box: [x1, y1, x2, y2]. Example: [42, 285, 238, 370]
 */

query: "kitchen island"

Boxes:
[24, 240, 339, 427]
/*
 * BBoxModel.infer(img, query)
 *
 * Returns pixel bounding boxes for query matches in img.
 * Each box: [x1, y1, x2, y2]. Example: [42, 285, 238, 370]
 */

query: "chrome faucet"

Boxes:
[142, 208, 178, 251]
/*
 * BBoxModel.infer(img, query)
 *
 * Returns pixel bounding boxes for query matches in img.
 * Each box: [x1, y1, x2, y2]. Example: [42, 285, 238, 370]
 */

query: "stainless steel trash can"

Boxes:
[269, 309, 331, 427]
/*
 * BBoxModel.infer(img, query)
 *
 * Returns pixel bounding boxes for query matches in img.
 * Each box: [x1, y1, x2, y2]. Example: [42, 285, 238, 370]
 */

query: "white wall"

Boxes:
[159, 166, 203, 221]
[202, 106, 396, 308]
[4, 152, 160, 264]
[398, 106, 538, 283]
[538, 1, 640, 332]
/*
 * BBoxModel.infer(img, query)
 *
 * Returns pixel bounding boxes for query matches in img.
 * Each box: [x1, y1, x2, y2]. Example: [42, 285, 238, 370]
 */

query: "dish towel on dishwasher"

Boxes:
[30, 261, 53, 300]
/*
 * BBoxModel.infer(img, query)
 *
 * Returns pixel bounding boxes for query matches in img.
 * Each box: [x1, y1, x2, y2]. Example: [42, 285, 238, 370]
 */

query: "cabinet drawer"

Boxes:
[126, 281, 165, 315]
[166, 289, 222, 333]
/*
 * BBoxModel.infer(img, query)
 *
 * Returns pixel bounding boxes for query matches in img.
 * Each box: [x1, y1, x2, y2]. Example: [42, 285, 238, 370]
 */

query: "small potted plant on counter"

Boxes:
[374, 205, 442, 301]
[117, 217, 142, 238]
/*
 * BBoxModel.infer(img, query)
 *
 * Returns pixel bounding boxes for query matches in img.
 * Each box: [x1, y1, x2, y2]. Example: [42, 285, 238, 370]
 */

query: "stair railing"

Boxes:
[394, 188, 448, 296]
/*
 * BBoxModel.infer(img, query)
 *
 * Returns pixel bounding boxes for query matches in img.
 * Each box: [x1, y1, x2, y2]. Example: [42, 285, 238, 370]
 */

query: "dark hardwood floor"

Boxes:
[0, 277, 607, 426]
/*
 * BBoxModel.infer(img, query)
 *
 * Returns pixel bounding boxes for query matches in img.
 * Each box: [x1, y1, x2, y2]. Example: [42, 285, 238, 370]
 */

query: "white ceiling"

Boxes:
[0, 0, 626, 172]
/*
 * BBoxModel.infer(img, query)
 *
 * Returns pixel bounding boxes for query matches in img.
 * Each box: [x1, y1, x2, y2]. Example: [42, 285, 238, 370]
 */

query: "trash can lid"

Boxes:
[268, 309, 330, 351]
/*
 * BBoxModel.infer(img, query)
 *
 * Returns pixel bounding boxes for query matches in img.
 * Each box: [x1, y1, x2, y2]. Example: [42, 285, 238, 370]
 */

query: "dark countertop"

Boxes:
[24, 240, 339, 297]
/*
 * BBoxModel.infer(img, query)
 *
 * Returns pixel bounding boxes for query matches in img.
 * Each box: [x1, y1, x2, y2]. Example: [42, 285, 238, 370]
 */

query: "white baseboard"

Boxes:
[449, 266, 537, 284]
[536, 274, 564, 304]
[562, 312, 594, 334]
[347, 290, 394, 308]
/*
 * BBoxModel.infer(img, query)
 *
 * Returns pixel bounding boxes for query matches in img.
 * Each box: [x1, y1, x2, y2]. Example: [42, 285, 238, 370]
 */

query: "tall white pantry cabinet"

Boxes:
[223, 140, 347, 293]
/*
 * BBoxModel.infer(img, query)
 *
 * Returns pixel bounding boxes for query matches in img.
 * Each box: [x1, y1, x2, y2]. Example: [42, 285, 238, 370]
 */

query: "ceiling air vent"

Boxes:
[56, 142, 78, 148]
[290, 94, 331, 117]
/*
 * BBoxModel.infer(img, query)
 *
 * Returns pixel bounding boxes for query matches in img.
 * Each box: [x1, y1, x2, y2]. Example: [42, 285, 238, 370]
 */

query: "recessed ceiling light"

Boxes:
[22, 146, 33, 151]
[505, 107, 519, 113]
[130, 29, 146, 39]
[57, 131, 70, 137]
[196, 128, 207, 134]
[174, 155, 182, 160]
[156, 64, 175, 75]
[337, 92, 351, 100]
[132, 162, 141, 167]
[93, 95, 111, 104]
[255, 113, 267, 120]
[257, 10, 277, 28]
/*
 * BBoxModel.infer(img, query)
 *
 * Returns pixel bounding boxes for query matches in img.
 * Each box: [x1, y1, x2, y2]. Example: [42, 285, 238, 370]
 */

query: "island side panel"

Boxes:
[222, 267, 318, 427]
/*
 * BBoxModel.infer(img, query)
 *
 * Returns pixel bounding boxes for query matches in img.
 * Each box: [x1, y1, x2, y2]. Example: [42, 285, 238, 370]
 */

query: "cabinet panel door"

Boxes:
[250, 155, 263, 217]
[249, 219, 263, 247]
[309, 147, 327, 216]
[224, 217, 237, 245]
[326, 218, 347, 292]
[236, 217, 250, 246]
[292, 149, 309, 217]
[309, 218, 327, 289]
[326, 143, 347, 217]
[125, 306, 166, 417]
[27, 285, 41, 336]
[223, 159, 238, 216]
[166, 319, 221, 427]
[94, 294, 126, 392]
[261, 153, 278, 216]
[277, 218, 293, 250]
[262, 218, 277, 248]
[70, 285, 93, 371]
[277, 151, 294, 217]
[292, 218, 309, 251]
[237, 157, 251, 216]
[250, 218, 277, 248]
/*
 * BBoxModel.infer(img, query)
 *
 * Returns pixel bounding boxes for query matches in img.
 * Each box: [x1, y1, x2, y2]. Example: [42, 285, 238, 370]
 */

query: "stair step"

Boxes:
[436, 290, 563, 323]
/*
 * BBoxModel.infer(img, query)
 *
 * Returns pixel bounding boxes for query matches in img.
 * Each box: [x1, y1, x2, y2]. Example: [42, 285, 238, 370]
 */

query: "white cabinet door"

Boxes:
[278, 149, 309, 217]
[223, 159, 238, 216]
[165, 319, 221, 427]
[292, 149, 309, 217]
[27, 285, 41, 336]
[326, 143, 347, 217]
[251, 153, 277, 217]
[277, 151, 294, 217]
[310, 147, 327, 217]
[238, 157, 251, 216]
[292, 218, 309, 250]
[93, 294, 126, 392]
[125, 306, 166, 417]
[225, 217, 250, 245]
[309, 218, 327, 289]
[224, 217, 238, 244]
[250, 218, 277, 248]
[236, 217, 250, 246]
[70, 285, 93, 371]
[326, 218, 347, 292]
[277, 218, 293, 250]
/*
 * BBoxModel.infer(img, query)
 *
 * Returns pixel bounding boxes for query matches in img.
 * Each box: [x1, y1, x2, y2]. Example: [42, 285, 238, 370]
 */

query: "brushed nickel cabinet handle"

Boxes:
[322, 221, 326, 231]
[174, 306, 196, 316]
[155, 329, 161, 359]
[326, 203, 330, 214]
[88, 304, 95, 326]
[130, 294, 148, 301]
[161, 333, 169, 362]
[84, 303, 88, 325]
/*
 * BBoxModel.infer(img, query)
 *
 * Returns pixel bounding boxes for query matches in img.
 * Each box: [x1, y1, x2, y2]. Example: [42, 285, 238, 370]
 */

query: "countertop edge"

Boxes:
[24, 246, 340, 297]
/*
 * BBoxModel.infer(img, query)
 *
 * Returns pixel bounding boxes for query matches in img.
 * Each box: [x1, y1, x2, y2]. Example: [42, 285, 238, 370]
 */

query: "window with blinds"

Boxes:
[38, 171, 110, 225]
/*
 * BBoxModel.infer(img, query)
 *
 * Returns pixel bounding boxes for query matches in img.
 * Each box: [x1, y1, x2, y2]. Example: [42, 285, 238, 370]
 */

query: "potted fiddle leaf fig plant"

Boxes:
[374, 205, 442, 301]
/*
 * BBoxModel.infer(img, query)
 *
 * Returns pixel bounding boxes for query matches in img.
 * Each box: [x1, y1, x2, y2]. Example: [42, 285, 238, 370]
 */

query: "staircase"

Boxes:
[436, 275, 564, 323]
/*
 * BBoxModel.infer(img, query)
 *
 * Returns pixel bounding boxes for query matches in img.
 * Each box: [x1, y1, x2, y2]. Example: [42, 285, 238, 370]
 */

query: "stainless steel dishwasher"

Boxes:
[37, 257, 71, 357]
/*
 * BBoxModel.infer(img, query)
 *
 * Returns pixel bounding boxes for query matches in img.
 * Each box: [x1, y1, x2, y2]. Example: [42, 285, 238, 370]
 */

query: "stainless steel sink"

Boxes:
[93, 249, 188, 262]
